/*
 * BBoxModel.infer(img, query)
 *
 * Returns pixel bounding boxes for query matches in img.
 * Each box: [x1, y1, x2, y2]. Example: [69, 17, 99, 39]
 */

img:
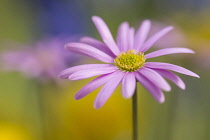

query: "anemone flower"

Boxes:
[59, 16, 199, 109]
[2, 37, 77, 83]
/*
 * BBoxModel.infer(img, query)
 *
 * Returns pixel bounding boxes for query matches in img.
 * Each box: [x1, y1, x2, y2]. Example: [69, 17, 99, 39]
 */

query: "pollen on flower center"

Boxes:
[114, 49, 146, 72]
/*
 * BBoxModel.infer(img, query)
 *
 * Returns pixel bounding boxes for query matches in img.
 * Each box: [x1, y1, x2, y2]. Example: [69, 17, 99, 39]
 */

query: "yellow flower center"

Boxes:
[114, 49, 146, 72]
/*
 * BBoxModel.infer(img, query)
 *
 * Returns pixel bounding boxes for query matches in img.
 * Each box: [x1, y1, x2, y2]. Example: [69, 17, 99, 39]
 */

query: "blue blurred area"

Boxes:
[33, 0, 87, 36]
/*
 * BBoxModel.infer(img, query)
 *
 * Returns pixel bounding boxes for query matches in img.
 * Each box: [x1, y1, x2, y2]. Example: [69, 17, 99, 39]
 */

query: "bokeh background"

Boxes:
[0, 0, 210, 140]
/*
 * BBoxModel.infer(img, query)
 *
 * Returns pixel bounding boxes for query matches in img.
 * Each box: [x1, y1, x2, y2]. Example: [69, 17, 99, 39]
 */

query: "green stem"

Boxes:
[35, 81, 46, 140]
[132, 87, 138, 140]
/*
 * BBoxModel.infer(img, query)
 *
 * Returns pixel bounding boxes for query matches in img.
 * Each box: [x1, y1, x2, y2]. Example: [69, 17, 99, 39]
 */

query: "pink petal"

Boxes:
[69, 66, 118, 80]
[135, 72, 165, 103]
[145, 48, 195, 59]
[80, 37, 115, 57]
[65, 42, 114, 63]
[94, 71, 125, 109]
[128, 27, 135, 50]
[122, 72, 136, 98]
[154, 69, 186, 89]
[139, 67, 171, 91]
[92, 16, 120, 55]
[134, 20, 151, 51]
[58, 64, 112, 79]
[140, 26, 173, 52]
[75, 71, 118, 100]
[116, 22, 129, 52]
[145, 62, 200, 78]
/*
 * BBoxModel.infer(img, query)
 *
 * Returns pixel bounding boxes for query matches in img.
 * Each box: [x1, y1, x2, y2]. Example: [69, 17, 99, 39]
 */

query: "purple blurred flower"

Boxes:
[59, 16, 199, 109]
[148, 21, 187, 48]
[2, 37, 78, 82]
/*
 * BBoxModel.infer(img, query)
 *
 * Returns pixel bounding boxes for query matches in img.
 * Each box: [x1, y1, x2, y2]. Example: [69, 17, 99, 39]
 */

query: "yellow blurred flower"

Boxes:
[0, 123, 33, 140]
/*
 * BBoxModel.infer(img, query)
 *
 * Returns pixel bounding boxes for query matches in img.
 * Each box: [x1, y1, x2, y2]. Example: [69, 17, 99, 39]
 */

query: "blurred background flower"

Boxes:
[0, 0, 209, 140]
[1, 37, 79, 83]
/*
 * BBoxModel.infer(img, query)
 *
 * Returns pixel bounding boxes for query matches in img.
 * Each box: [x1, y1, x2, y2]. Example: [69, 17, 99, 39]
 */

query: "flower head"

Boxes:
[114, 50, 145, 72]
[59, 16, 199, 109]
[2, 37, 78, 83]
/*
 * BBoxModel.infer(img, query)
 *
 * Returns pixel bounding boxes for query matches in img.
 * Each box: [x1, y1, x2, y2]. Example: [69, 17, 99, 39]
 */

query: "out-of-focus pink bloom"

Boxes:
[147, 21, 187, 49]
[2, 50, 41, 77]
[2, 37, 78, 82]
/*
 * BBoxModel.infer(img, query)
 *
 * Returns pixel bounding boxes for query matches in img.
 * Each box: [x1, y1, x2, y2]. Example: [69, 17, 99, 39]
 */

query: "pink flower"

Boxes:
[59, 16, 199, 109]
[2, 50, 41, 77]
[2, 37, 78, 82]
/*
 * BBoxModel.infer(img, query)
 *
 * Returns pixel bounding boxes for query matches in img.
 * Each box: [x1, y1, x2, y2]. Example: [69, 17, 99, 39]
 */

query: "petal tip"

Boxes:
[184, 48, 195, 54]
[168, 26, 174, 30]
[159, 100, 165, 104]
[92, 16, 101, 22]
[165, 89, 171, 92]
[193, 73, 200, 78]
[143, 19, 151, 24]
[180, 83, 186, 90]
[182, 86, 186, 90]
[74, 95, 81, 100]
[94, 103, 101, 109]
[58, 71, 68, 79]
[122, 94, 131, 99]
[58, 74, 65, 79]
[68, 74, 76, 80]
[159, 97, 165, 103]
[121, 21, 129, 26]
[191, 50, 195, 54]
[164, 85, 171, 92]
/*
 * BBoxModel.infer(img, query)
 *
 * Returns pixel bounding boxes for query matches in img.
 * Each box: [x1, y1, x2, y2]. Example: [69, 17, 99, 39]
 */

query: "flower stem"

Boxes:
[132, 87, 138, 140]
[35, 81, 46, 140]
